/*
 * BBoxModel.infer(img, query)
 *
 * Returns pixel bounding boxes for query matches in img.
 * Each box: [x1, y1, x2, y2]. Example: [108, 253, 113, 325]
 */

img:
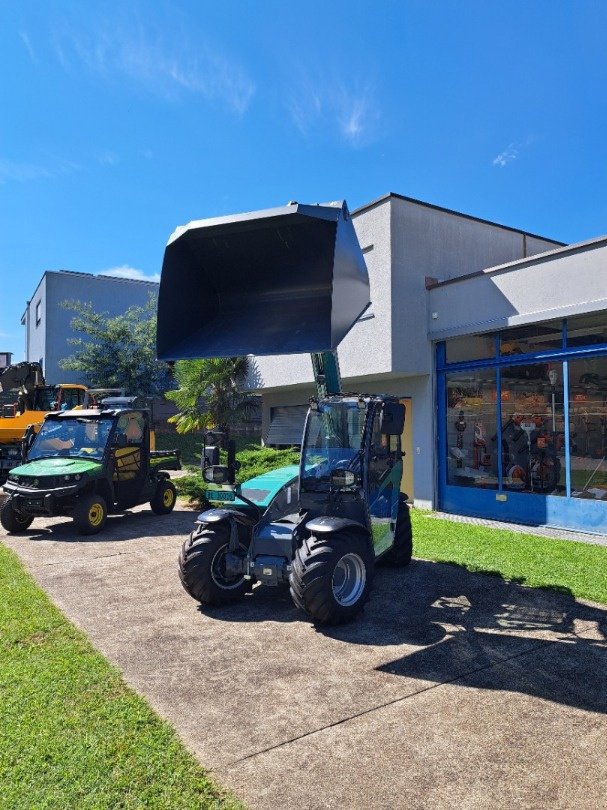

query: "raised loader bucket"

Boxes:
[156, 201, 370, 359]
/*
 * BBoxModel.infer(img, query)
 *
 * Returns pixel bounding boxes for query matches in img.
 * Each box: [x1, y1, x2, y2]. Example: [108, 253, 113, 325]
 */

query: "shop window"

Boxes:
[568, 355, 607, 499]
[566, 312, 607, 348]
[445, 333, 495, 364]
[499, 321, 563, 356]
[446, 369, 498, 489]
[500, 363, 565, 495]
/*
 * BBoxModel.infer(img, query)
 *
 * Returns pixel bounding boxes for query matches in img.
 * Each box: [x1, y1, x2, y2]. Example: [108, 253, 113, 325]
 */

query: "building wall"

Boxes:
[389, 196, 562, 376]
[25, 275, 47, 375]
[26, 272, 159, 384]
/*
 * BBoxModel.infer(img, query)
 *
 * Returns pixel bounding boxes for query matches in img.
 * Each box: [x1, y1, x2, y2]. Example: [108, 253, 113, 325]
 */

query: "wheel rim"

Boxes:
[88, 503, 104, 527]
[163, 487, 175, 507]
[210, 543, 246, 590]
[332, 553, 366, 607]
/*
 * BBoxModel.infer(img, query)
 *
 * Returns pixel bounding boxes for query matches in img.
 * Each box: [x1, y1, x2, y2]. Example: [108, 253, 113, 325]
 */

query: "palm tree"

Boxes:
[165, 357, 258, 436]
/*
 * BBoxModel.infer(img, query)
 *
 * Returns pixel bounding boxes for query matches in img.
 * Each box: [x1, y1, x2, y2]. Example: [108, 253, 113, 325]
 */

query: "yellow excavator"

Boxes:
[0, 362, 87, 482]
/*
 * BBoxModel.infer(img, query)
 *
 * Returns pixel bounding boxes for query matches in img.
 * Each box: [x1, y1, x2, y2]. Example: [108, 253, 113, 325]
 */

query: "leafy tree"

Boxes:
[60, 295, 172, 397]
[165, 357, 258, 436]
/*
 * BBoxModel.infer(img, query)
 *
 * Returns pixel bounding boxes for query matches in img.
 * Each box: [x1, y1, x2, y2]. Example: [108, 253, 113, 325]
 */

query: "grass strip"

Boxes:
[412, 510, 607, 605]
[0, 543, 242, 810]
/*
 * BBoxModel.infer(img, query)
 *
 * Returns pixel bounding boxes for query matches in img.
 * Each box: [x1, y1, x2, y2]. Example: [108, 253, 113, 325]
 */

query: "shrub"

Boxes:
[175, 445, 300, 506]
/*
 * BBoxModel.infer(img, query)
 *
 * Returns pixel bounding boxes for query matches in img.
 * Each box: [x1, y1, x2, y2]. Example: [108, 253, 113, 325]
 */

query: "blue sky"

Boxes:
[1, 1, 607, 365]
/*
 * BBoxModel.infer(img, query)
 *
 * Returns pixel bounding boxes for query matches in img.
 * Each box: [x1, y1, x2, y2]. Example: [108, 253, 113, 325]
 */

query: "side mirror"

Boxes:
[330, 469, 356, 489]
[203, 465, 230, 485]
[381, 401, 405, 435]
[203, 445, 220, 467]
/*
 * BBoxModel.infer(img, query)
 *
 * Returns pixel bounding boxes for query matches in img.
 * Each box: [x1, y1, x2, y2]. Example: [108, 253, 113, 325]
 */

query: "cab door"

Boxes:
[365, 404, 403, 557]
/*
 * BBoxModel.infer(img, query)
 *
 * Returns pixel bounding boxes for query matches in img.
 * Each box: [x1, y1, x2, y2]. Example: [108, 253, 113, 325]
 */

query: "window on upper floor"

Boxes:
[35, 300, 42, 326]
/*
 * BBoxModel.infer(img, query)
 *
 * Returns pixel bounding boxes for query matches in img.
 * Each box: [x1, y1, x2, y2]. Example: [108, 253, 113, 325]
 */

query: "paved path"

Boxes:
[2, 504, 607, 809]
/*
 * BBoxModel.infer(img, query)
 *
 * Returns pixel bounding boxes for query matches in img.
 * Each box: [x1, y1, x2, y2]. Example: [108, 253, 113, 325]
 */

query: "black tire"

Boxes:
[178, 522, 251, 605]
[0, 498, 34, 533]
[73, 494, 108, 535]
[150, 479, 177, 515]
[289, 531, 374, 625]
[381, 495, 413, 567]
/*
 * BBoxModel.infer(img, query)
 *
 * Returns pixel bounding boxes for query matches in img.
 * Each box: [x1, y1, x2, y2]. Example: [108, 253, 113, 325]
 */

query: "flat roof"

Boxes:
[352, 192, 566, 246]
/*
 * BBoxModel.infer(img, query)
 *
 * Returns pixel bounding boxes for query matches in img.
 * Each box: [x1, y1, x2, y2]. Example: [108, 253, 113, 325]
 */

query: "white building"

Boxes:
[249, 193, 607, 534]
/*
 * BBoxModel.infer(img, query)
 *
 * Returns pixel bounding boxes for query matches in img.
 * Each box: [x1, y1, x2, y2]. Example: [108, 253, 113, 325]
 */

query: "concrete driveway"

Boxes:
[2, 503, 607, 809]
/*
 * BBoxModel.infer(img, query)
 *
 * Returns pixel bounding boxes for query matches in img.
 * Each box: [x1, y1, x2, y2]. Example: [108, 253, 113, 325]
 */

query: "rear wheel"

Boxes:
[0, 499, 34, 533]
[382, 495, 413, 567]
[150, 479, 177, 514]
[289, 531, 373, 625]
[179, 523, 250, 605]
[73, 494, 107, 535]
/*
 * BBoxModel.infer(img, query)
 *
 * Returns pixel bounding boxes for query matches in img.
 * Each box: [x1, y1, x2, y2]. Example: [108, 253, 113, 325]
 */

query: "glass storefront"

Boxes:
[568, 355, 607, 500]
[438, 314, 607, 532]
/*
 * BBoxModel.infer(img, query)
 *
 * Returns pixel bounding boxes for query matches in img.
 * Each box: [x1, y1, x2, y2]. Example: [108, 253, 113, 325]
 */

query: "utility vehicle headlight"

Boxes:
[330, 469, 356, 489]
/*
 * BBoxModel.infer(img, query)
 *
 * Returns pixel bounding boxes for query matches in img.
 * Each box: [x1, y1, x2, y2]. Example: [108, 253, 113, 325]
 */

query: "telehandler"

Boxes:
[157, 201, 412, 624]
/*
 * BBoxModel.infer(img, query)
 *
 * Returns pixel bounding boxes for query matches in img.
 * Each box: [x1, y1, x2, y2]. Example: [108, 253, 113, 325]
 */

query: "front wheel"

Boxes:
[0, 498, 34, 533]
[289, 531, 374, 625]
[381, 495, 413, 567]
[73, 494, 108, 535]
[178, 523, 251, 606]
[150, 479, 177, 514]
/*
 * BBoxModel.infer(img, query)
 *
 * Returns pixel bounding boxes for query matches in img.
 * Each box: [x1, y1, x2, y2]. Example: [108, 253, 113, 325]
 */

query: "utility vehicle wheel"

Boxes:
[0, 499, 34, 533]
[74, 494, 108, 535]
[381, 494, 413, 567]
[150, 480, 177, 515]
[289, 532, 374, 625]
[179, 523, 250, 606]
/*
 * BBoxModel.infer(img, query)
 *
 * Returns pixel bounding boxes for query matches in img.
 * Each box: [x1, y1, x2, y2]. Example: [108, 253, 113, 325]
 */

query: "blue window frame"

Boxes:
[437, 317, 607, 533]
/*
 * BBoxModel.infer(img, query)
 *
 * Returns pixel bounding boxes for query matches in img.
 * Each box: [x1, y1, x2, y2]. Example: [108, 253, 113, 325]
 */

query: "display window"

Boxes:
[566, 312, 607, 348]
[446, 369, 498, 489]
[568, 355, 607, 499]
[499, 321, 563, 356]
[445, 334, 495, 364]
[439, 315, 607, 532]
[499, 363, 565, 495]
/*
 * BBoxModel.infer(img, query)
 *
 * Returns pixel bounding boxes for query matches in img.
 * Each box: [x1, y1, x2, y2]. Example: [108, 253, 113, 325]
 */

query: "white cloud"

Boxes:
[287, 73, 379, 147]
[100, 265, 160, 283]
[0, 156, 79, 184]
[96, 150, 119, 166]
[19, 30, 37, 63]
[492, 138, 536, 168]
[51, 13, 255, 113]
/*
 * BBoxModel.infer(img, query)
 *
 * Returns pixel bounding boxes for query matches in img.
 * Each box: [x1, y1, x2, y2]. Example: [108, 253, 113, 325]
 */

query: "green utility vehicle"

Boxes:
[1, 408, 180, 535]
[157, 200, 414, 625]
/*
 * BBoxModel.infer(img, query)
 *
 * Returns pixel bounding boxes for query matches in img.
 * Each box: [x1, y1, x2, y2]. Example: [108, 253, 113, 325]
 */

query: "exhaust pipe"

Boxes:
[157, 201, 370, 360]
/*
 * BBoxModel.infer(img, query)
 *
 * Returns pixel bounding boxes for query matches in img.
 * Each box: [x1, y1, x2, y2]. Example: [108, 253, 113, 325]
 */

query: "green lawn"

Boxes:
[0, 543, 242, 810]
[412, 510, 607, 605]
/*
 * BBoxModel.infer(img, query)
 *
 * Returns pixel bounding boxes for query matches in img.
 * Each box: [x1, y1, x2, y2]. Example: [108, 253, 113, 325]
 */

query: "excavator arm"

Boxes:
[0, 362, 44, 402]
